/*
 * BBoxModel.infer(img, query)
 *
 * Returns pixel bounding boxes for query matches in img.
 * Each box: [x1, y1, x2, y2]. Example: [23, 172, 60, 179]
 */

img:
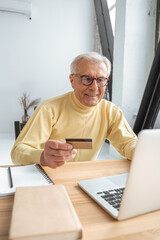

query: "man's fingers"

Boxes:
[44, 154, 75, 162]
[46, 140, 73, 150]
[46, 147, 77, 157]
[42, 140, 77, 169]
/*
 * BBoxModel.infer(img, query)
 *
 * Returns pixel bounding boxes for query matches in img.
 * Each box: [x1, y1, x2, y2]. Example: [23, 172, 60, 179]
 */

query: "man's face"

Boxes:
[70, 59, 108, 107]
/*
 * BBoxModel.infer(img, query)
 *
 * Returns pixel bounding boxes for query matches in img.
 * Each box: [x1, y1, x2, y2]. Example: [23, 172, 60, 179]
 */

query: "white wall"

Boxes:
[0, 0, 94, 134]
[0, 0, 159, 135]
[112, 0, 158, 128]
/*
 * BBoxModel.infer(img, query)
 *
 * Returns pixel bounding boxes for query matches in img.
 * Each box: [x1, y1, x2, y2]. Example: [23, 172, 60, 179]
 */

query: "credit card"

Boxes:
[66, 138, 92, 149]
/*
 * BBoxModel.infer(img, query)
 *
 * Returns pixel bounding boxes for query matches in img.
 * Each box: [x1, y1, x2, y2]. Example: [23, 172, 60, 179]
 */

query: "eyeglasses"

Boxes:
[72, 74, 109, 87]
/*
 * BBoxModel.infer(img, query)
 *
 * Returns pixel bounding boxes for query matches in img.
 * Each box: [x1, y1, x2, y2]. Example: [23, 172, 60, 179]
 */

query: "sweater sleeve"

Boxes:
[11, 104, 54, 165]
[107, 107, 137, 160]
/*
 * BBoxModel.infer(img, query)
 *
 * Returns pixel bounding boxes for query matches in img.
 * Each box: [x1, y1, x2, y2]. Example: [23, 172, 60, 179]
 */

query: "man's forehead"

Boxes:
[76, 59, 108, 75]
[77, 58, 101, 65]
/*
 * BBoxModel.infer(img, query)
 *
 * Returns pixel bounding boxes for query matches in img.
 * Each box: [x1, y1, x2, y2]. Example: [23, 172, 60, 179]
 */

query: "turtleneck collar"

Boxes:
[70, 91, 96, 113]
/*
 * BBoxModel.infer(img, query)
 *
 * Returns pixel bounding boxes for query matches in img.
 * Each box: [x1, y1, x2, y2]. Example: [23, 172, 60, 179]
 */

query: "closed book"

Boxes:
[9, 185, 83, 240]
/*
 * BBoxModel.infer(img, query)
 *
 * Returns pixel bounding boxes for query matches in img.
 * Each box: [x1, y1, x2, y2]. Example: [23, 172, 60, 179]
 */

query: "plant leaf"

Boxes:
[27, 98, 41, 109]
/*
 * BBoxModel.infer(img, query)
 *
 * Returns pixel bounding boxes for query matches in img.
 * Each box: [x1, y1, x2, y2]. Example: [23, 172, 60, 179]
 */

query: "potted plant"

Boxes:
[19, 92, 40, 123]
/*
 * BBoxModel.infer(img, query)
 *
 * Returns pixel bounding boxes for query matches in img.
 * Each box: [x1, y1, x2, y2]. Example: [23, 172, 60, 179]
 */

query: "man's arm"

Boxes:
[11, 104, 53, 165]
[11, 103, 77, 167]
[107, 108, 137, 160]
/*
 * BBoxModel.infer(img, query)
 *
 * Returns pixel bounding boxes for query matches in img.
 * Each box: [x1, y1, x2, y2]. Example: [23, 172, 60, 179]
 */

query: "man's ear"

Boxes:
[69, 74, 74, 89]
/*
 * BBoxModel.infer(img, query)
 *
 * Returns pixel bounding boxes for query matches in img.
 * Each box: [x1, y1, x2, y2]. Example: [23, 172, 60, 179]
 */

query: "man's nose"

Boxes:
[89, 79, 99, 90]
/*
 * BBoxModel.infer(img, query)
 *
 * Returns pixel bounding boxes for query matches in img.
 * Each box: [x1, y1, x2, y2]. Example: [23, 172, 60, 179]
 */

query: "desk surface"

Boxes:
[0, 159, 160, 240]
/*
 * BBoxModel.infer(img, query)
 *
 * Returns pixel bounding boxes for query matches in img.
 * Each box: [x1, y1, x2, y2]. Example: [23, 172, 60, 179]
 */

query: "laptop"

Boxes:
[78, 129, 160, 220]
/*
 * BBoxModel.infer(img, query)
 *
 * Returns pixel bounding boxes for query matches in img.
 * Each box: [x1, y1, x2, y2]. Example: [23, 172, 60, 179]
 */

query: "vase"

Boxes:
[22, 109, 30, 123]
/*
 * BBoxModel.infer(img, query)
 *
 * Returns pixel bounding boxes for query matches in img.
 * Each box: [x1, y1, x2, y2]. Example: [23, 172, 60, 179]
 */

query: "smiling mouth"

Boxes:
[85, 94, 98, 98]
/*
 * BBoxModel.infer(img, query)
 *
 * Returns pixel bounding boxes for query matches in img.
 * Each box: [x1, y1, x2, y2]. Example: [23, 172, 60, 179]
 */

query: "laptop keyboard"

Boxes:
[97, 187, 125, 211]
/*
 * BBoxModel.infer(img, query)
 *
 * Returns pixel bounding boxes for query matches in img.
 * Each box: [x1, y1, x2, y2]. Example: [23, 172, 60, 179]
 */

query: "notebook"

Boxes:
[0, 164, 53, 198]
[78, 129, 160, 220]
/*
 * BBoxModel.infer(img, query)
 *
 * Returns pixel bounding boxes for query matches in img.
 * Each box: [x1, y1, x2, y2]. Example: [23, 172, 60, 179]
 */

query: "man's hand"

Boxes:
[40, 140, 77, 168]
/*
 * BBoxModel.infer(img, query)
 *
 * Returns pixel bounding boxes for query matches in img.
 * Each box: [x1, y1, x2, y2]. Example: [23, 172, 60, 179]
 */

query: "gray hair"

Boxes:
[70, 52, 111, 77]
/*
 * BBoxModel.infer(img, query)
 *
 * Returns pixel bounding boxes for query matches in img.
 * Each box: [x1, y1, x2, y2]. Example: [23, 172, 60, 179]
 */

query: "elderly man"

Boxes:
[11, 52, 137, 168]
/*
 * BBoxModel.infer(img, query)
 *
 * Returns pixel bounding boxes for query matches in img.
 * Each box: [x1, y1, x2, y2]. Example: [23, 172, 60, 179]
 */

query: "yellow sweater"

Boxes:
[11, 91, 137, 165]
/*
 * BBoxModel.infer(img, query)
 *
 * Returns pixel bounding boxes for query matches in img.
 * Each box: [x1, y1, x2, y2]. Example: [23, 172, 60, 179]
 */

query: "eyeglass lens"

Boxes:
[81, 76, 108, 86]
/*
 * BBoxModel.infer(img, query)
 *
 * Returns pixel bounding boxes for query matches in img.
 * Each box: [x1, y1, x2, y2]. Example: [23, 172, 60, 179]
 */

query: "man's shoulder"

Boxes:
[40, 92, 72, 108]
[100, 99, 121, 112]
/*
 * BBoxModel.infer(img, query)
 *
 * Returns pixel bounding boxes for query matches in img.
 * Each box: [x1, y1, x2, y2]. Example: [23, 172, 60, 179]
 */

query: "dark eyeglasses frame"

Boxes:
[72, 74, 109, 87]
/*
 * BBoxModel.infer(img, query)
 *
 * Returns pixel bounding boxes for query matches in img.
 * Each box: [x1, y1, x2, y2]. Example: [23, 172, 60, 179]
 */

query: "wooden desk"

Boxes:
[0, 159, 160, 240]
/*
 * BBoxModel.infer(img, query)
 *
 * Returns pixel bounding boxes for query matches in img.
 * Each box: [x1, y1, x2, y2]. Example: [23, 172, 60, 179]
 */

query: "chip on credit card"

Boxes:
[66, 138, 92, 149]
